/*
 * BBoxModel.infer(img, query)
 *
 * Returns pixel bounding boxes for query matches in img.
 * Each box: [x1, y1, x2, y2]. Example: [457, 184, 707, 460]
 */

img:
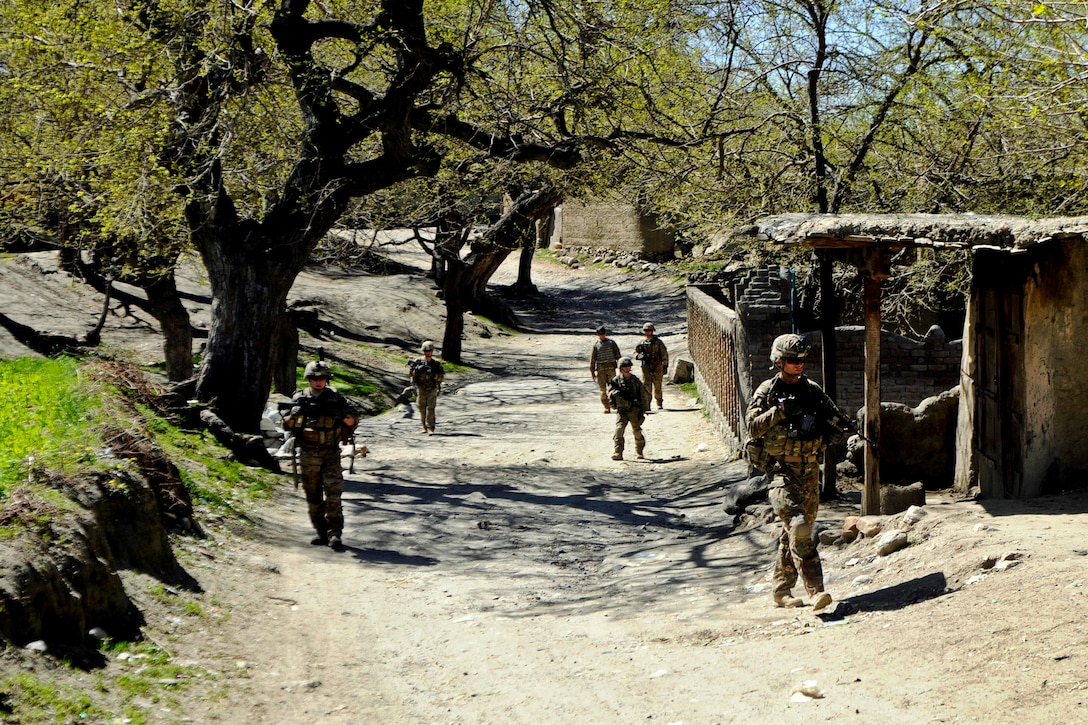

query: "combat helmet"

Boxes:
[770, 333, 810, 364]
[304, 360, 333, 380]
[642, 322, 655, 332]
[421, 340, 435, 353]
[618, 356, 634, 368]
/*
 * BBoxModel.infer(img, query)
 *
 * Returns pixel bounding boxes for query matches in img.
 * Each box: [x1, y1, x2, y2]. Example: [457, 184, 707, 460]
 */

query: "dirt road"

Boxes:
[166, 252, 1088, 725]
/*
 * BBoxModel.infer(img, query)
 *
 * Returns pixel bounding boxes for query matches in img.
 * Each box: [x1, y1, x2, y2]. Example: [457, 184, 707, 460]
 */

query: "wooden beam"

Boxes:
[862, 273, 882, 515]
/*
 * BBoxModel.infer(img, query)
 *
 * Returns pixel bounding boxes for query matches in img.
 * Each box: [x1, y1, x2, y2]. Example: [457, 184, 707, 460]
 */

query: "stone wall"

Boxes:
[687, 268, 964, 452]
[549, 202, 675, 260]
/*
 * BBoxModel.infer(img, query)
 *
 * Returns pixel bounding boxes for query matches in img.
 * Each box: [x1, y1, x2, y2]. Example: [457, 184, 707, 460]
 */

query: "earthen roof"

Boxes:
[753, 213, 1088, 251]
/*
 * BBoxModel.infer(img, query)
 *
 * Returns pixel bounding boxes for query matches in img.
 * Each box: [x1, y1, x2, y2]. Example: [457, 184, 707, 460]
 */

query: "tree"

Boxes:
[1, 0, 752, 432]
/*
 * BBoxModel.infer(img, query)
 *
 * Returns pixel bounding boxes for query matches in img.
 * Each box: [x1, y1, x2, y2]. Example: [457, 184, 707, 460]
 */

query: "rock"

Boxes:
[900, 505, 927, 525]
[842, 516, 860, 539]
[670, 357, 695, 384]
[818, 529, 841, 545]
[739, 504, 776, 529]
[875, 530, 910, 556]
[857, 516, 883, 538]
[880, 482, 925, 515]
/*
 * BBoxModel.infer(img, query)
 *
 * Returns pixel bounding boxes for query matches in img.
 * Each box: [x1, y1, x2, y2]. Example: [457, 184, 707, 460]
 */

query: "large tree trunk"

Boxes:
[270, 310, 300, 396]
[144, 275, 194, 382]
[441, 254, 467, 362]
[193, 216, 305, 432]
[512, 241, 537, 296]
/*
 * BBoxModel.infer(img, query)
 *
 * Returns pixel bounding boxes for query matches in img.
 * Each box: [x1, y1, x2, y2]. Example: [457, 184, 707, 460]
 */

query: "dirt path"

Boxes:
[165, 253, 1088, 725]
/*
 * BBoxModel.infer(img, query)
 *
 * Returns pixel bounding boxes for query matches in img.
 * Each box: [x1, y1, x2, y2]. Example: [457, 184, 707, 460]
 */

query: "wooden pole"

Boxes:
[818, 253, 840, 499]
[862, 274, 882, 515]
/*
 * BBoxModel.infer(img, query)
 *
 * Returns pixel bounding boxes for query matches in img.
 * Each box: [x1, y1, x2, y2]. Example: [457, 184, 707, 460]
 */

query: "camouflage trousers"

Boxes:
[417, 386, 439, 431]
[642, 366, 664, 407]
[299, 446, 345, 539]
[768, 457, 825, 598]
[595, 362, 617, 411]
[613, 409, 646, 456]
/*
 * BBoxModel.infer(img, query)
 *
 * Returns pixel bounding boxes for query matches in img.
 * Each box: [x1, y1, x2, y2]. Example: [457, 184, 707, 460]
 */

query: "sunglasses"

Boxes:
[782, 357, 806, 365]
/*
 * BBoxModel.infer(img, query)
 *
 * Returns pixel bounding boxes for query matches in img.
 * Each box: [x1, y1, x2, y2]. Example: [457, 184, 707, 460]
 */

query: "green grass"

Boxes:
[155, 424, 276, 516]
[0, 672, 114, 724]
[0, 356, 278, 522]
[317, 366, 378, 397]
[0, 357, 97, 496]
[0, 357, 270, 722]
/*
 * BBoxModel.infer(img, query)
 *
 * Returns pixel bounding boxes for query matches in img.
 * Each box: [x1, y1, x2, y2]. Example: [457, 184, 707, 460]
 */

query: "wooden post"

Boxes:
[818, 253, 840, 499]
[862, 274, 882, 515]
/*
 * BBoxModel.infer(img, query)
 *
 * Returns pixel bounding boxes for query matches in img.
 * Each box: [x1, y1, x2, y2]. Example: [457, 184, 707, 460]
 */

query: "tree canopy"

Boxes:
[5, 1, 1088, 430]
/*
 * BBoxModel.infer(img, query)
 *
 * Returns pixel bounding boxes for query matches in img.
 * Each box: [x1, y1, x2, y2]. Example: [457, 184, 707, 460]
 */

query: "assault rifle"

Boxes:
[823, 400, 875, 447]
[607, 377, 643, 412]
[771, 380, 874, 447]
[276, 400, 302, 489]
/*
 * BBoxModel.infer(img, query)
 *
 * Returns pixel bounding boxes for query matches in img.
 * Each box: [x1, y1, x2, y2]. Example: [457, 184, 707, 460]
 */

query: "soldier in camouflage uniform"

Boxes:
[410, 340, 445, 434]
[745, 334, 842, 611]
[607, 357, 651, 461]
[636, 322, 669, 410]
[283, 360, 358, 551]
[590, 325, 622, 413]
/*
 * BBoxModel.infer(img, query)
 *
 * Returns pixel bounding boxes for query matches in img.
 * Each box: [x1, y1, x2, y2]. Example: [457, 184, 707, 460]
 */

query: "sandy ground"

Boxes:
[7, 245, 1088, 724]
[151, 249, 1088, 725]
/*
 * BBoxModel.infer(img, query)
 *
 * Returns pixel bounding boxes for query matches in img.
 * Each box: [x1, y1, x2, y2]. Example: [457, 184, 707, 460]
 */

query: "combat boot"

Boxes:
[773, 591, 804, 608]
[811, 591, 832, 611]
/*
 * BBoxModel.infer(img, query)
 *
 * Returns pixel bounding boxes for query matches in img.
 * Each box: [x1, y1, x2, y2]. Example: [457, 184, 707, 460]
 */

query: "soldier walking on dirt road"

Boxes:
[745, 334, 840, 611]
[608, 357, 651, 461]
[283, 360, 358, 551]
[636, 322, 669, 410]
[590, 325, 622, 413]
[410, 340, 445, 434]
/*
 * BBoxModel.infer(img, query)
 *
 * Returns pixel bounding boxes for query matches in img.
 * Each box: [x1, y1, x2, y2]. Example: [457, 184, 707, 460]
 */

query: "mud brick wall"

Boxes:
[549, 202, 675, 260]
[687, 266, 963, 452]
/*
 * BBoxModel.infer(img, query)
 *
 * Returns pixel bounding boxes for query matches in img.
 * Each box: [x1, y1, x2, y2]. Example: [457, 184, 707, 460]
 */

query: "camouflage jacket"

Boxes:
[284, 387, 357, 448]
[636, 335, 669, 372]
[590, 338, 622, 372]
[608, 373, 651, 414]
[745, 375, 840, 459]
[410, 357, 445, 392]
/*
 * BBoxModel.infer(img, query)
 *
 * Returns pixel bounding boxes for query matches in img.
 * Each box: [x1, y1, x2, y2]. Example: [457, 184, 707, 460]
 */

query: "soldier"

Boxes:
[282, 360, 358, 551]
[590, 325, 622, 413]
[410, 340, 445, 434]
[745, 334, 842, 611]
[636, 322, 669, 410]
[607, 357, 651, 461]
